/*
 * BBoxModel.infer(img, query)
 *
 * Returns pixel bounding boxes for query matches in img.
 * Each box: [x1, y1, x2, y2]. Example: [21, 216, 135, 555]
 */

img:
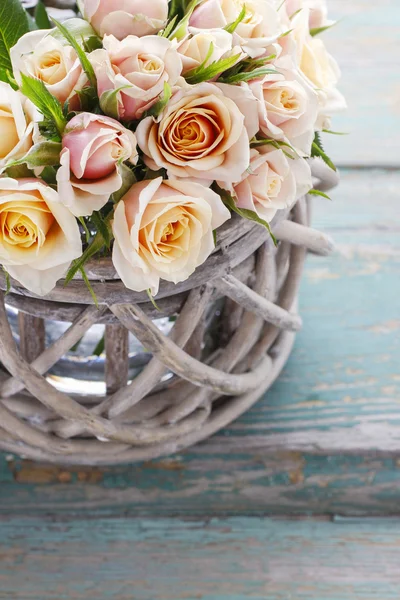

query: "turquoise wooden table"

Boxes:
[1, 1, 400, 598]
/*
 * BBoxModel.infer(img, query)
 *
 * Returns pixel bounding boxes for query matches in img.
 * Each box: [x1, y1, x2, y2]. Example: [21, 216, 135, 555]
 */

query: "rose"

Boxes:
[249, 56, 318, 154]
[0, 178, 82, 296]
[136, 81, 259, 183]
[190, 0, 283, 58]
[90, 34, 183, 121]
[10, 30, 86, 106]
[284, 0, 329, 29]
[57, 113, 138, 217]
[112, 177, 231, 294]
[223, 145, 312, 222]
[178, 28, 234, 75]
[80, 0, 169, 39]
[0, 83, 39, 173]
[290, 10, 346, 128]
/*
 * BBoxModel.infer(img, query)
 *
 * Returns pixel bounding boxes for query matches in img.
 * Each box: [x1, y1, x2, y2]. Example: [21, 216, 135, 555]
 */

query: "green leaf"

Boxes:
[185, 51, 241, 85]
[8, 141, 61, 169]
[308, 188, 331, 200]
[80, 266, 99, 309]
[215, 185, 277, 246]
[219, 66, 278, 84]
[310, 23, 336, 37]
[52, 18, 97, 89]
[78, 217, 91, 245]
[147, 289, 161, 311]
[40, 165, 57, 185]
[250, 137, 299, 159]
[168, 0, 203, 41]
[2, 266, 11, 296]
[34, 1, 51, 29]
[5, 163, 34, 179]
[322, 129, 348, 136]
[311, 132, 337, 172]
[0, 0, 29, 74]
[20, 73, 66, 137]
[65, 210, 114, 285]
[100, 85, 130, 120]
[159, 14, 178, 38]
[145, 82, 172, 118]
[91, 211, 112, 249]
[93, 335, 105, 356]
[224, 4, 246, 34]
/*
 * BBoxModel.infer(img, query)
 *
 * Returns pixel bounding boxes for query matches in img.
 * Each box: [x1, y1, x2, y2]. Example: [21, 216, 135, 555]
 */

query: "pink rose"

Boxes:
[223, 146, 312, 222]
[90, 34, 183, 121]
[112, 177, 231, 294]
[249, 56, 318, 155]
[136, 82, 259, 183]
[57, 113, 138, 217]
[10, 30, 86, 106]
[190, 0, 283, 58]
[80, 0, 169, 39]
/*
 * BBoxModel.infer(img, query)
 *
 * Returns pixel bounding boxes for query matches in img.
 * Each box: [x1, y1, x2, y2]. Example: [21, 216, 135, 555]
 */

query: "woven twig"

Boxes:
[0, 161, 339, 465]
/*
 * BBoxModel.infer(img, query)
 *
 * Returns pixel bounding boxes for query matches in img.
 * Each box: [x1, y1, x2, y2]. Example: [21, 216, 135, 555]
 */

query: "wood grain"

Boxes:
[324, 0, 400, 166]
[1, 516, 400, 599]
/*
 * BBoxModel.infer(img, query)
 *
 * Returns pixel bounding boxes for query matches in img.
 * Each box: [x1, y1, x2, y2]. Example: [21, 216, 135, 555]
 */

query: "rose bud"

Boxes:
[80, 0, 169, 39]
[57, 113, 138, 217]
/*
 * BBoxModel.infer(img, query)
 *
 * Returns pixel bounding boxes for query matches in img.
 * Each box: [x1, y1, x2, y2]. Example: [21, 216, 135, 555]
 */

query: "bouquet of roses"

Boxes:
[0, 0, 345, 300]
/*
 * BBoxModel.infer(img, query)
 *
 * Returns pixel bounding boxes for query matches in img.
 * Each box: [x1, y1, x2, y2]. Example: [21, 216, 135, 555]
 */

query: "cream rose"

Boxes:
[112, 177, 231, 294]
[57, 113, 138, 217]
[223, 145, 312, 222]
[80, 0, 169, 39]
[90, 34, 183, 121]
[0, 83, 39, 173]
[136, 82, 259, 183]
[283, 0, 329, 29]
[10, 30, 86, 106]
[250, 56, 318, 154]
[290, 10, 346, 127]
[178, 28, 235, 75]
[0, 178, 82, 296]
[190, 0, 283, 58]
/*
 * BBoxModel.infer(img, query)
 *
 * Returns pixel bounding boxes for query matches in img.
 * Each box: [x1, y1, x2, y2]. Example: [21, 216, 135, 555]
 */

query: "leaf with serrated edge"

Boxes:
[0, 0, 29, 73]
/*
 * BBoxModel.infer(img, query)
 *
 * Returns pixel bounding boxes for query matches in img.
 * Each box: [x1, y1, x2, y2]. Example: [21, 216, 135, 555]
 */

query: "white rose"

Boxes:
[190, 0, 284, 58]
[290, 10, 346, 127]
[0, 178, 82, 296]
[10, 30, 86, 106]
[178, 28, 235, 74]
[222, 145, 312, 222]
[112, 177, 231, 295]
[250, 56, 318, 154]
[0, 82, 38, 173]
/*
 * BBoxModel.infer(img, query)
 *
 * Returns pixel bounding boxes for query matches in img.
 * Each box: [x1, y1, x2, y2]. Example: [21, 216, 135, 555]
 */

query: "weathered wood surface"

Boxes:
[1, 516, 400, 599]
[323, 0, 400, 167]
[1, 169, 399, 516]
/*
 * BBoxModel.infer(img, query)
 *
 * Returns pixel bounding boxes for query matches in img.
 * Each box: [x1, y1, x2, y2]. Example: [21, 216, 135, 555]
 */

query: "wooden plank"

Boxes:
[1, 516, 400, 599]
[0, 168, 399, 517]
[323, 0, 400, 166]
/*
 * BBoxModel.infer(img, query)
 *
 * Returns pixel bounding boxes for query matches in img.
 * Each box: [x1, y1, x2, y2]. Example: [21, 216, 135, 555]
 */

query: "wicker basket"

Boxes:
[0, 161, 338, 465]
